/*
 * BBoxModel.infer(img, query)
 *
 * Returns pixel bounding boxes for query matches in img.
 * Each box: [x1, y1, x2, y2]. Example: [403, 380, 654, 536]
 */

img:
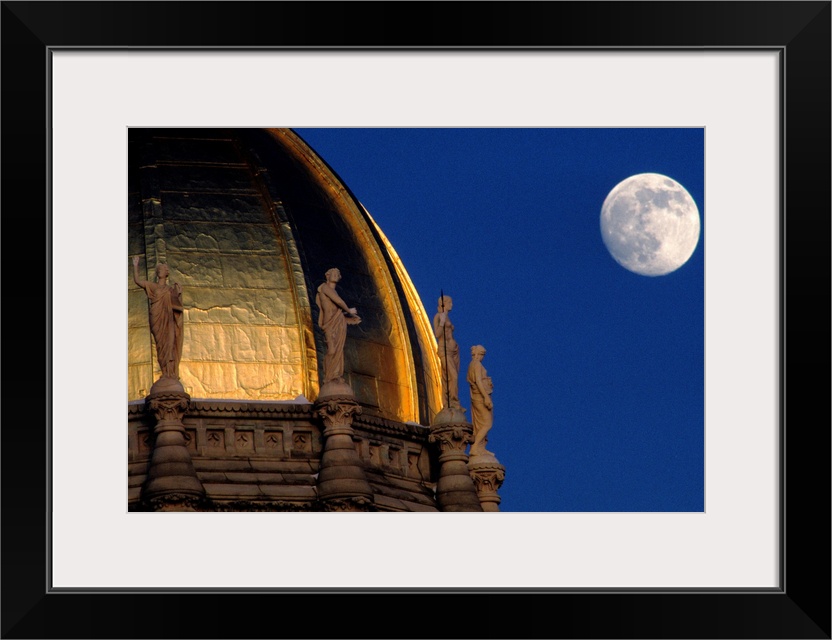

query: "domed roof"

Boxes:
[128, 128, 442, 424]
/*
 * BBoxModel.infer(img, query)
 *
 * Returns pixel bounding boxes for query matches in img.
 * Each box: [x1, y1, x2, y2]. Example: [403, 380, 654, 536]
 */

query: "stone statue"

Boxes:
[467, 345, 494, 457]
[316, 268, 361, 384]
[132, 256, 184, 380]
[433, 295, 460, 409]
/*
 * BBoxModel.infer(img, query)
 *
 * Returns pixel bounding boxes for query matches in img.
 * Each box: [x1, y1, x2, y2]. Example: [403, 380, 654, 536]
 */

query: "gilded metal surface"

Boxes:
[129, 133, 308, 402]
[362, 208, 444, 422]
[128, 129, 442, 423]
[272, 130, 428, 422]
[264, 201, 319, 398]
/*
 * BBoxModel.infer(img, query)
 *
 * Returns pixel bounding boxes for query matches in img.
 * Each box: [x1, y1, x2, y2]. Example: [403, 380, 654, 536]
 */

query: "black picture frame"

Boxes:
[2, 2, 829, 638]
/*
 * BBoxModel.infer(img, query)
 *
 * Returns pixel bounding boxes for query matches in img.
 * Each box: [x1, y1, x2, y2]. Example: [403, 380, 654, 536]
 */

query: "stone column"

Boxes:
[429, 407, 483, 512]
[142, 378, 205, 511]
[468, 456, 506, 512]
[314, 380, 374, 512]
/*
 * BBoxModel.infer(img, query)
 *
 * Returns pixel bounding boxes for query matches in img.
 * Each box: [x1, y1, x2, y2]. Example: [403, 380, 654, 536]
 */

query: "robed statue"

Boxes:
[433, 294, 461, 409]
[467, 345, 494, 457]
[316, 268, 361, 384]
[132, 256, 184, 380]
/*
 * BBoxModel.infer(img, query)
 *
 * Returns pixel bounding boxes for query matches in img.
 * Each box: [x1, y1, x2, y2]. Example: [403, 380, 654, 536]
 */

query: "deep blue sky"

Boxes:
[295, 128, 704, 513]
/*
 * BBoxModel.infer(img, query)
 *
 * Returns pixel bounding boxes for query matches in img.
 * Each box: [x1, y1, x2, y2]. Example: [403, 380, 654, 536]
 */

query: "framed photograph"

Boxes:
[3, 2, 829, 638]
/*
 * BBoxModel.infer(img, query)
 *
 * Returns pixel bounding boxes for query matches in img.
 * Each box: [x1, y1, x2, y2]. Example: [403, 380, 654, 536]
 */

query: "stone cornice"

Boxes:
[130, 399, 314, 419]
[128, 401, 432, 442]
[353, 407, 430, 441]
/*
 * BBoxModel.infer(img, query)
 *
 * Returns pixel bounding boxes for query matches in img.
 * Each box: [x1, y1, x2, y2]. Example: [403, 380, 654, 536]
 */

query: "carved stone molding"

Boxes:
[428, 423, 473, 458]
[428, 408, 482, 512]
[315, 397, 362, 435]
[469, 463, 505, 492]
[213, 500, 314, 512]
[142, 492, 206, 512]
[319, 496, 374, 512]
[130, 399, 315, 420]
[314, 392, 373, 509]
[142, 388, 205, 508]
[190, 401, 313, 419]
[147, 392, 190, 423]
[468, 458, 506, 512]
[130, 398, 431, 442]
[352, 408, 431, 441]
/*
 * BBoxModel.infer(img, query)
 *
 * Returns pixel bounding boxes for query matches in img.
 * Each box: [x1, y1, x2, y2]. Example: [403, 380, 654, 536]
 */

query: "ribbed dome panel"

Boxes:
[128, 128, 441, 424]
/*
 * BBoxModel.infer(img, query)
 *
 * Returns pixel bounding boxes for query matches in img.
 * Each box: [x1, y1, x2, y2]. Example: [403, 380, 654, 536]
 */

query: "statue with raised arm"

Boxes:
[467, 345, 494, 457]
[316, 268, 361, 385]
[132, 256, 184, 381]
[433, 295, 461, 409]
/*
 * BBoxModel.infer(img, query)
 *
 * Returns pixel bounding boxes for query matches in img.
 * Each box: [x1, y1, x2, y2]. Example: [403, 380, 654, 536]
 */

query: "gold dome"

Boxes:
[128, 128, 442, 424]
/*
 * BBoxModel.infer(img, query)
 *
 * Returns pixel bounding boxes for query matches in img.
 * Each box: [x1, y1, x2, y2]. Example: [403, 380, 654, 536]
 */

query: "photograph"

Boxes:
[127, 127, 704, 514]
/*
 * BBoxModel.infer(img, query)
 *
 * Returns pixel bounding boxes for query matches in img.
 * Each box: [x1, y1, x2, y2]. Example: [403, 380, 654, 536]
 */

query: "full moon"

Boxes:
[600, 173, 701, 276]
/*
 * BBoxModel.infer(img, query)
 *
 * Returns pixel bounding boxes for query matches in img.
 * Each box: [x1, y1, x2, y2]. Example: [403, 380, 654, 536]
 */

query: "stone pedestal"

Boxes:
[314, 380, 373, 511]
[429, 407, 483, 512]
[468, 453, 506, 512]
[142, 377, 205, 511]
